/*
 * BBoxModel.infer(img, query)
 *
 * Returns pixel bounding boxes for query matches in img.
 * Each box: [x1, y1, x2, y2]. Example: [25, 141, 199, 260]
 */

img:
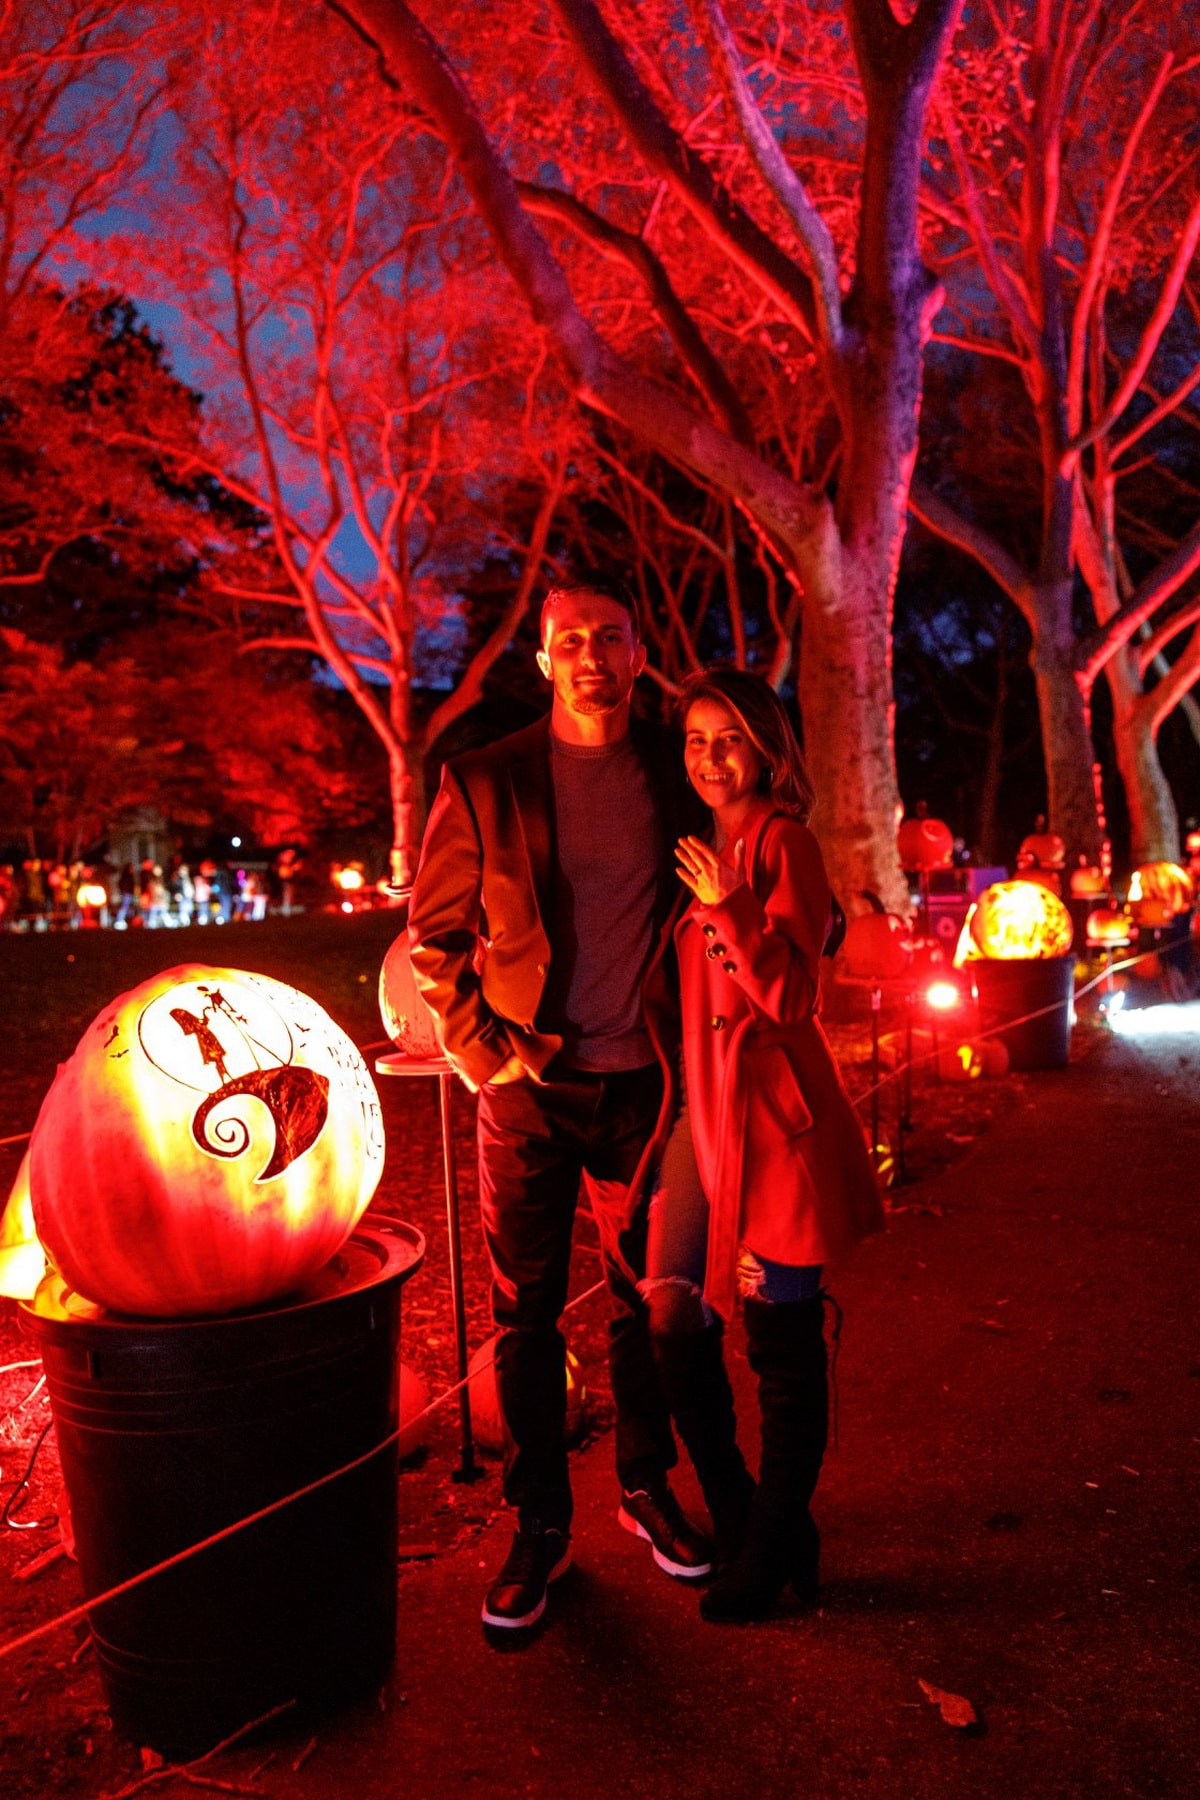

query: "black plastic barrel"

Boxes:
[973, 956, 1075, 1070]
[21, 1218, 424, 1757]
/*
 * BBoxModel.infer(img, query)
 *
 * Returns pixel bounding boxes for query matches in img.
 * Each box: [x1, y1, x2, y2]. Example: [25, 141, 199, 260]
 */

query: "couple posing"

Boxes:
[408, 573, 882, 1635]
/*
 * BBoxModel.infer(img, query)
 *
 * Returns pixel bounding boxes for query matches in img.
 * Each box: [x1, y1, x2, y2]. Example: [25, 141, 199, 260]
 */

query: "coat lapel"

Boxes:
[508, 719, 554, 919]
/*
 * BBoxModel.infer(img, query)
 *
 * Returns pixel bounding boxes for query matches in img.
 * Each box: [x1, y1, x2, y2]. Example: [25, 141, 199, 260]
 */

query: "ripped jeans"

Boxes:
[643, 1101, 821, 1333]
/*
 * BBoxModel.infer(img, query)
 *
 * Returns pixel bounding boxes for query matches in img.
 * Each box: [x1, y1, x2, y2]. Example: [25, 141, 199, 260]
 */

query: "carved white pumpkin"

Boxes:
[28, 965, 384, 1318]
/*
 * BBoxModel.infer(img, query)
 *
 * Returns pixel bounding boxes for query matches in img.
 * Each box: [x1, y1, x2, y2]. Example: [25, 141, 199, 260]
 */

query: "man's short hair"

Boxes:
[540, 570, 642, 643]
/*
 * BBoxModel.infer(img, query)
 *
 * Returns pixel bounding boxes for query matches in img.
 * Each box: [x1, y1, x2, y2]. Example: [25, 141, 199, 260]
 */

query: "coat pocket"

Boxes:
[746, 1039, 815, 1137]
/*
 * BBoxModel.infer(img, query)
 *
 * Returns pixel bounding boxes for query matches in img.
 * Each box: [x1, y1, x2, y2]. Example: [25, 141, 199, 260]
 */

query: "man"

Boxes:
[408, 572, 707, 1633]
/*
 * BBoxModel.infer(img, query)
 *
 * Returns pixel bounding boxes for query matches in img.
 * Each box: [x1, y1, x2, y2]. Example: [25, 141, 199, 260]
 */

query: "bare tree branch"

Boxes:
[687, 0, 843, 355]
[908, 477, 1036, 619]
[517, 181, 753, 442]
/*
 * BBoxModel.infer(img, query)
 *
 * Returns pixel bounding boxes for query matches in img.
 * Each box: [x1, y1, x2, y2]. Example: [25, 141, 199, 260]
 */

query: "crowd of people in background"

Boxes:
[0, 850, 306, 932]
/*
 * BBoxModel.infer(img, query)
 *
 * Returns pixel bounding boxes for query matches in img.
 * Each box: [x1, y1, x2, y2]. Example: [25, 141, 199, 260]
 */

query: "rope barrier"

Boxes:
[0, 948, 1174, 1664]
[849, 952, 1148, 1109]
[0, 1274, 608, 1665]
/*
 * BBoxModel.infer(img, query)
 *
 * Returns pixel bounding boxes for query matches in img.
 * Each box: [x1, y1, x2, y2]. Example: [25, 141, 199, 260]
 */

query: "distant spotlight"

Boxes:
[1109, 1002, 1200, 1036]
[341, 900, 355, 914]
[231, 836, 242, 848]
[925, 980, 961, 1011]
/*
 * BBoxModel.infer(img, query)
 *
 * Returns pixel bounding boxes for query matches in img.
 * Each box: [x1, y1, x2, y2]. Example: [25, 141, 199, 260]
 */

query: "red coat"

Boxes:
[678, 803, 884, 1318]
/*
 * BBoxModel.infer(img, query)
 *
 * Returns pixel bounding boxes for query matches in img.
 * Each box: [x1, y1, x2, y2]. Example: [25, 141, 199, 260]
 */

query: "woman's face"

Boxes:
[684, 697, 764, 814]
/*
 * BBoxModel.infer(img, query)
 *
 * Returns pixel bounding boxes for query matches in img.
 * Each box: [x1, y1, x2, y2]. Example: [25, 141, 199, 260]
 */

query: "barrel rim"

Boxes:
[20, 1216, 424, 1341]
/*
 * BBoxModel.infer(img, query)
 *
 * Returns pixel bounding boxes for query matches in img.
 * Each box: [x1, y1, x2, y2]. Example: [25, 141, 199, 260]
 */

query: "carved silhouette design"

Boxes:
[140, 983, 330, 1180]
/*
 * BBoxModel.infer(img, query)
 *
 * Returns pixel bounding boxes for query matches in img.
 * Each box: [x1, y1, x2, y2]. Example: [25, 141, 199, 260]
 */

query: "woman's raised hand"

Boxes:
[675, 835, 746, 906]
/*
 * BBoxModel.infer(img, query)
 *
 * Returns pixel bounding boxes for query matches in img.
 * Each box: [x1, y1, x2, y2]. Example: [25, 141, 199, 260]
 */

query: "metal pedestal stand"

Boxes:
[376, 1051, 480, 1483]
[836, 975, 913, 1187]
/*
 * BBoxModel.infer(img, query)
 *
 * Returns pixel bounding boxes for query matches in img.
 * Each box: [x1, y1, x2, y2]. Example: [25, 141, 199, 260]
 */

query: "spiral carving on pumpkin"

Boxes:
[191, 1064, 331, 1180]
[131, 982, 336, 1182]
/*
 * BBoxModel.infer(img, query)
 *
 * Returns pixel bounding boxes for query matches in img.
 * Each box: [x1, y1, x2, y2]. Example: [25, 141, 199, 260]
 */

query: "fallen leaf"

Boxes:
[918, 1679, 978, 1728]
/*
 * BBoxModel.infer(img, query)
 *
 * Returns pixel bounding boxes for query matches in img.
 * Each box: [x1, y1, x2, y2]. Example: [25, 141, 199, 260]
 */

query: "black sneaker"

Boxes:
[481, 1525, 572, 1630]
[618, 1485, 713, 1579]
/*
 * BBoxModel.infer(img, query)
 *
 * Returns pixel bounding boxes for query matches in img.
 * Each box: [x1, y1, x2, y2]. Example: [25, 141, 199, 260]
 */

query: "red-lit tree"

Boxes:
[912, 0, 1200, 864]
[93, 2, 572, 882]
[0, 623, 376, 862]
[325, 0, 965, 909]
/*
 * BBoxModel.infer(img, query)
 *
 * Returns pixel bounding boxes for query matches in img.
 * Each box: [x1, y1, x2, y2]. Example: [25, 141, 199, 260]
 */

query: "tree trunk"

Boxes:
[386, 740, 424, 889]
[798, 537, 908, 915]
[1028, 585, 1105, 864]
[1105, 646, 1180, 865]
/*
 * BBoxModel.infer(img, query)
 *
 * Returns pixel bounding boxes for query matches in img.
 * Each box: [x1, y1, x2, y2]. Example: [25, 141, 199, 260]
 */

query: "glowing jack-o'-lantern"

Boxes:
[897, 817, 954, 871]
[1129, 861, 1193, 917]
[0, 1150, 45, 1301]
[27, 965, 384, 1318]
[964, 881, 1074, 961]
[938, 1042, 984, 1083]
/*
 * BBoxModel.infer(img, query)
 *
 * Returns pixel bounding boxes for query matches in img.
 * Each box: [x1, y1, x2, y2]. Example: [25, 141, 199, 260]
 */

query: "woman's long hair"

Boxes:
[678, 668, 816, 825]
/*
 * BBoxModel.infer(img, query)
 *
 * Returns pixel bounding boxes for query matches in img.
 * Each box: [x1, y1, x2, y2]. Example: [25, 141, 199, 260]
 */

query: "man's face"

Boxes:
[536, 593, 646, 718]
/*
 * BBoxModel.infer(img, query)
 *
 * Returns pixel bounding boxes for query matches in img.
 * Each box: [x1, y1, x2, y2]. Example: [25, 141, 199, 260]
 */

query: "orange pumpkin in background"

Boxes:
[1069, 863, 1108, 899]
[1086, 908, 1133, 948]
[897, 817, 954, 871]
[1018, 830, 1067, 870]
[1128, 895, 1174, 930]
[841, 910, 912, 982]
[1128, 861, 1193, 916]
[965, 881, 1074, 960]
[28, 965, 385, 1318]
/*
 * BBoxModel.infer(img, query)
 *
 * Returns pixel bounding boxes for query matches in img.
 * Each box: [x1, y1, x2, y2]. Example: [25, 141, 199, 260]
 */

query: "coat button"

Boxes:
[705, 943, 727, 960]
[721, 960, 737, 974]
[702, 923, 717, 938]
[710, 1014, 726, 1031]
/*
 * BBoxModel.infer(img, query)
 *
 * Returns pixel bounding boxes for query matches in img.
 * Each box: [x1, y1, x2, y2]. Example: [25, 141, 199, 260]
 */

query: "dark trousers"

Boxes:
[476, 1065, 677, 1531]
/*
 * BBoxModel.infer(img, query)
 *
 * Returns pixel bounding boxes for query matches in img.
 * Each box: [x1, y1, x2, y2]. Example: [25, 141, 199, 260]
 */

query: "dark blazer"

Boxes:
[407, 713, 699, 1095]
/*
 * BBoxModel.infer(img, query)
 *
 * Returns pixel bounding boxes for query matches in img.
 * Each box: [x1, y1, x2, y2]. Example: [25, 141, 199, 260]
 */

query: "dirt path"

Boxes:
[3, 927, 1196, 1797]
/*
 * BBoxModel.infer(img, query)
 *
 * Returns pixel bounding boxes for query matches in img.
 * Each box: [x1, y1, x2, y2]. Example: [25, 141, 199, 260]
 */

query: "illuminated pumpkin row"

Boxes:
[28, 965, 385, 1318]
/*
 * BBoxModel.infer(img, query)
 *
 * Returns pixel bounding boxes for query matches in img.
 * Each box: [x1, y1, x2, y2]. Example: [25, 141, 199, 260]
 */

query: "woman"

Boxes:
[644, 668, 883, 1623]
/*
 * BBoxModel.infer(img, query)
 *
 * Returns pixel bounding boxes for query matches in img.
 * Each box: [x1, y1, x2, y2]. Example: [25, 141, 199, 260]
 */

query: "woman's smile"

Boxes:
[684, 697, 764, 822]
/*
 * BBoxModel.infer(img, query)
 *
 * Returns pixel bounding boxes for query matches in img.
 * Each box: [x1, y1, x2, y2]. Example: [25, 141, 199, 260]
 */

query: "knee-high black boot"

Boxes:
[651, 1323, 756, 1557]
[700, 1294, 828, 1624]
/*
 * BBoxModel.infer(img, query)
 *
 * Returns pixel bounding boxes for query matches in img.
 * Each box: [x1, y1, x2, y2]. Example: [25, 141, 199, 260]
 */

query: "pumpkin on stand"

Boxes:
[897, 816, 954, 872]
[1086, 908, 1132, 949]
[1017, 828, 1067, 871]
[840, 906, 913, 983]
[27, 965, 385, 1318]
[1069, 859, 1108, 900]
[1128, 861, 1193, 917]
[963, 881, 1075, 961]
[379, 906, 444, 1061]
